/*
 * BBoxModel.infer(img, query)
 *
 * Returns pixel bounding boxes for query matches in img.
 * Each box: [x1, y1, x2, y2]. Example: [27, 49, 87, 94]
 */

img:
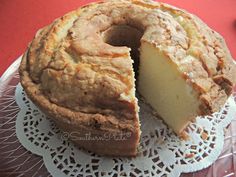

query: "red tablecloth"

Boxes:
[0, 0, 236, 76]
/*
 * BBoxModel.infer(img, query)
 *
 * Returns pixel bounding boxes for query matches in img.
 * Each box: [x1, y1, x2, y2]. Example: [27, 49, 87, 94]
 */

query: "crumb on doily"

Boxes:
[185, 153, 195, 158]
[201, 131, 208, 140]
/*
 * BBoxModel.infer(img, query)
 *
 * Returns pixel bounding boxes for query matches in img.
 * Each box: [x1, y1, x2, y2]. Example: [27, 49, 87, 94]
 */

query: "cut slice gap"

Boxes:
[102, 24, 201, 135]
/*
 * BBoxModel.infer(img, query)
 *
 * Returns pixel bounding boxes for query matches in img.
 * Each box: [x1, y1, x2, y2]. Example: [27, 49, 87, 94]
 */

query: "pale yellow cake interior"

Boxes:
[104, 24, 201, 134]
[138, 42, 200, 134]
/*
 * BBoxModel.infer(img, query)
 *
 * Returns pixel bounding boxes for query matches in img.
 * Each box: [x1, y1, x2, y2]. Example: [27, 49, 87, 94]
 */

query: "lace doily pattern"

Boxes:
[15, 84, 236, 177]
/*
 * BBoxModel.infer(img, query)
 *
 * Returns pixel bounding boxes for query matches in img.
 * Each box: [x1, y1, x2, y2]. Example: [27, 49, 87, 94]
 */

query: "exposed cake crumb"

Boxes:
[185, 153, 195, 158]
[201, 131, 208, 140]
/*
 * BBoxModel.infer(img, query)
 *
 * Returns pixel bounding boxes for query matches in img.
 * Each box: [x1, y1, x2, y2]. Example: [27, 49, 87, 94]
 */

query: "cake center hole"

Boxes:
[102, 25, 143, 79]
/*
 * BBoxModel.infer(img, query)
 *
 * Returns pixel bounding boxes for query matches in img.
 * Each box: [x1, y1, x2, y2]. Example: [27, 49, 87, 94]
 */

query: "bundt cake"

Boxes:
[19, 0, 236, 156]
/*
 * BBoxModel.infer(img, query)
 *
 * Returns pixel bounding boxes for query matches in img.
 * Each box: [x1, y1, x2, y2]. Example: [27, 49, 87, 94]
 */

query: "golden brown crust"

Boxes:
[19, 0, 236, 156]
[20, 50, 140, 156]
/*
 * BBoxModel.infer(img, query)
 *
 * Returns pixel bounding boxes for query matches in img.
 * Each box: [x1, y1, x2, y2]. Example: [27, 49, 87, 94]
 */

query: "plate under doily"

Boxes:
[1, 57, 236, 177]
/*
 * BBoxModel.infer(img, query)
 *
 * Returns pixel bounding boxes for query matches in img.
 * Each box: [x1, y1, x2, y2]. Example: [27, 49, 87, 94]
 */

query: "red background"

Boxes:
[0, 0, 236, 76]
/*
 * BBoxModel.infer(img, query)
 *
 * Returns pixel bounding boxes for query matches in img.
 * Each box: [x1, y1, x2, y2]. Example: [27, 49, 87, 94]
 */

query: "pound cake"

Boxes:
[19, 0, 236, 156]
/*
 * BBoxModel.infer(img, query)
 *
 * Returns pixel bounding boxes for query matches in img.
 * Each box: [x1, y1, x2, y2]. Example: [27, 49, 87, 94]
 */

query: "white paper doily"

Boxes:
[15, 83, 236, 177]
